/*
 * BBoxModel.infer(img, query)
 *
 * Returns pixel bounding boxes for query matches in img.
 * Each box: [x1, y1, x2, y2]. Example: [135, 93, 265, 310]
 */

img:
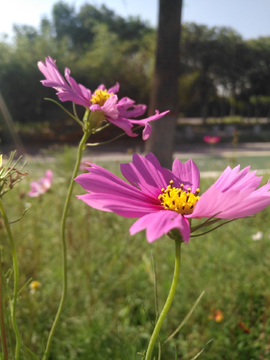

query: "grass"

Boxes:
[174, 154, 270, 173]
[1, 146, 270, 359]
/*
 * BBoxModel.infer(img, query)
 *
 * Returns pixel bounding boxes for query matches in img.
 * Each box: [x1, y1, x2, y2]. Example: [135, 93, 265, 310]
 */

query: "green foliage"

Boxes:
[0, 1, 270, 133]
[1, 148, 270, 359]
[0, 1, 154, 132]
[180, 23, 270, 118]
[52, 1, 152, 51]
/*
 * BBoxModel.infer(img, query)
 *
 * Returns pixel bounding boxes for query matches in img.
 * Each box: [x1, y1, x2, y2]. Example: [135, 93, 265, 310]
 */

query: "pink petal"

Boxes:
[96, 84, 106, 90]
[142, 123, 151, 140]
[189, 186, 249, 218]
[214, 165, 261, 191]
[43, 170, 53, 189]
[130, 211, 190, 243]
[111, 110, 169, 139]
[189, 180, 270, 220]
[106, 117, 137, 137]
[38, 57, 66, 87]
[65, 68, 82, 93]
[76, 194, 112, 212]
[127, 110, 170, 126]
[78, 193, 161, 217]
[78, 84, 91, 100]
[172, 158, 200, 192]
[120, 153, 170, 198]
[220, 196, 270, 218]
[118, 104, 146, 118]
[58, 92, 90, 107]
[101, 95, 119, 119]
[117, 97, 135, 107]
[28, 182, 42, 197]
[75, 163, 159, 204]
[107, 82, 120, 94]
[27, 169, 53, 197]
[38, 57, 91, 108]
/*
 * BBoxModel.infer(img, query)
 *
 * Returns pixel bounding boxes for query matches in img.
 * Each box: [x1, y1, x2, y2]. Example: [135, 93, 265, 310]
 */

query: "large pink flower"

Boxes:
[28, 170, 53, 197]
[38, 56, 169, 139]
[75, 153, 270, 243]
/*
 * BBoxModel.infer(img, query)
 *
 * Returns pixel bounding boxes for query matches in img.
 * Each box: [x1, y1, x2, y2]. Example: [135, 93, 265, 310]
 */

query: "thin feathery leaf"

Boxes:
[45, 98, 84, 128]
[9, 209, 28, 225]
[190, 339, 213, 360]
[163, 291, 205, 344]
[190, 220, 236, 237]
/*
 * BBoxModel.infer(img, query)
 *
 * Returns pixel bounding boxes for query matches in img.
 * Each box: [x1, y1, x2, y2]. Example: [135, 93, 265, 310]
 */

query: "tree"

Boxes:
[145, 0, 182, 168]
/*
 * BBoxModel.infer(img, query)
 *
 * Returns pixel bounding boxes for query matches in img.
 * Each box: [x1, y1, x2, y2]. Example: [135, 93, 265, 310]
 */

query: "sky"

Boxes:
[1, 0, 270, 40]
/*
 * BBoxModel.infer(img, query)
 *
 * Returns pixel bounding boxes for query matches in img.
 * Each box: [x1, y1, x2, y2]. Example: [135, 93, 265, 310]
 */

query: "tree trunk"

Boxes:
[145, 0, 182, 168]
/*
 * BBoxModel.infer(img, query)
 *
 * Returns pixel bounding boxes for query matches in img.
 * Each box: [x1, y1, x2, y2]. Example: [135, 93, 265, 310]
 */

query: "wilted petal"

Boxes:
[117, 97, 135, 107]
[118, 104, 146, 118]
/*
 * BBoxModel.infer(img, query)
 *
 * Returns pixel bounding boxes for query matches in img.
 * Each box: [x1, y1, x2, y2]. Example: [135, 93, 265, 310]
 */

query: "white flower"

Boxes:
[251, 231, 263, 241]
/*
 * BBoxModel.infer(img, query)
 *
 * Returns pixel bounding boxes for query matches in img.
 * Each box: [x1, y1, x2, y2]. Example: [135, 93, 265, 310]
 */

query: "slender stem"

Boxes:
[0, 252, 9, 360]
[145, 239, 182, 360]
[86, 131, 128, 146]
[0, 199, 21, 360]
[93, 123, 110, 132]
[42, 130, 90, 360]
[151, 251, 159, 322]
[45, 98, 84, 128]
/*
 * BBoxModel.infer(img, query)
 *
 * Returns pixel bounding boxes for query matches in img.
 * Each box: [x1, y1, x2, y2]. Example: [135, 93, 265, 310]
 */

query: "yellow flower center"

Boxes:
[158, 180, 200, 215]
[90, 89, 112, 106]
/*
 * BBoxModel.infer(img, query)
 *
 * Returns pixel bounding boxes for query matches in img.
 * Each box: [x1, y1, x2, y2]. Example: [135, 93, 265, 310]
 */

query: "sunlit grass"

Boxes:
[1, 147, 270, 359]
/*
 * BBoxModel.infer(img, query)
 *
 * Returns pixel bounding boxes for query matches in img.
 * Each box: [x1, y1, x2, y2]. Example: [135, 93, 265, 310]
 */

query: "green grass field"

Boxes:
[175, 155, 270, 173]
[1, 147, 270, 360]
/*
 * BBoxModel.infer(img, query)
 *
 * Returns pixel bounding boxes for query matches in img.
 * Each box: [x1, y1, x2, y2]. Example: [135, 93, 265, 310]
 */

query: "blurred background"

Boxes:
[1, 3, 270, 359]
[0, 0, 270, 152]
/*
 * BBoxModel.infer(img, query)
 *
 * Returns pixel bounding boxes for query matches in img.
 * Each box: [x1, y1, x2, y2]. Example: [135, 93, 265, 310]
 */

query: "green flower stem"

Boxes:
[0, 252, 8, 360]
[0, 198, 21, 360]
[42, 129, 90, 360]
[145, 238, 182, 360]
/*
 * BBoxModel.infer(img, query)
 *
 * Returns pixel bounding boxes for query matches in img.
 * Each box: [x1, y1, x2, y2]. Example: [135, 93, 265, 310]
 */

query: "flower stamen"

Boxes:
[158, 181, 200, 215]
[90, 89, 113, 106]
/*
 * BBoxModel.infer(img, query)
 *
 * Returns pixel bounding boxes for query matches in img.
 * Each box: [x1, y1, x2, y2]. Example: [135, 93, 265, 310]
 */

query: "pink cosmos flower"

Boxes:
[203, 135, 221, 144]
[28, 170, 53, 197]
[38, 56, 169, 140]
[75, 153, 270, 243]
